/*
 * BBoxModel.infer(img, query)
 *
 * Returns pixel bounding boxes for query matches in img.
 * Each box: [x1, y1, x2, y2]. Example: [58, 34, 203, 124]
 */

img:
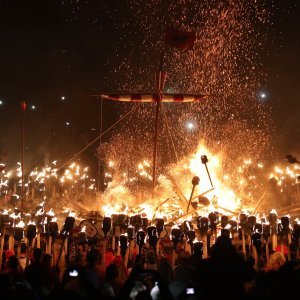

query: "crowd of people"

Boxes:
[0, 234, 300, 300]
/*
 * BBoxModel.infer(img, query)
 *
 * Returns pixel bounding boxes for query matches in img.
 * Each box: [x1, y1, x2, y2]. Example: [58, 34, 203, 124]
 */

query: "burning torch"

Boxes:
[197, 216, 209, 258]
[56, 211, 75, 268]
[171, 226, 182, 268]
[187, 176, 200, 213]
[14, 220, 25, 260]
[268, 210, 278, 252]
[239, 212, 248, 258]
[201, 155, 214, 188]
[136, 230, 146, 255]
[101, 216, 111, 266]
[26, 221, 37, 266]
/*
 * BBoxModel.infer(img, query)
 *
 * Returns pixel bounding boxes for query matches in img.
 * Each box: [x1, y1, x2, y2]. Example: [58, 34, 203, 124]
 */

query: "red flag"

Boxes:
[165, 27, 196, 50]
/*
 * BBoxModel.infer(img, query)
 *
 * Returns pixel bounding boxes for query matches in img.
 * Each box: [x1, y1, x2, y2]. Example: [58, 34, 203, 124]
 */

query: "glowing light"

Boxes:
[31, 105, 36, 110]
[47, 208, 55, 217]
[185, 121, 196, 131]
[15, 220, 25, 228]
[260, 92, 267, 99]
[65, 121, 70, 126]
[61, 96, 65, 100]
[68, 211, 76, 218]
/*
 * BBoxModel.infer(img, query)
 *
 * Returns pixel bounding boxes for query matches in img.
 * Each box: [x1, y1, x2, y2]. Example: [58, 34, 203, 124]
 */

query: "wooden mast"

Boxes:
[152, 53, 166, 194]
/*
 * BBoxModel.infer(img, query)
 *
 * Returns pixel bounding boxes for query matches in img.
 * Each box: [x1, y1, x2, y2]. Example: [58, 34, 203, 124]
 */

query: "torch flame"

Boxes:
[15, 220, 25, 228]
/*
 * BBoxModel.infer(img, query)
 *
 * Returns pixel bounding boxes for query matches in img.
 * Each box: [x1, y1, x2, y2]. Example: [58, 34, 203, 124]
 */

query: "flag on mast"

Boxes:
[164, 27, 196, 50]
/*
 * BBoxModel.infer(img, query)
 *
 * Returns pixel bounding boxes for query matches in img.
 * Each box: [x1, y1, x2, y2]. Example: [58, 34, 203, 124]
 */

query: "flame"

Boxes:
[36, 208, 44, 216]
[224, 224, 231, 230]
[68, 211, 76, 218]
[100, 141, 262, 220]
[173, 142, 242, 212]
[47, 208, 55, 217]
[171, 224, 180, 229]
[10, 212, 21, 219]
[193, 238, 201, 244]
[27, 220, 36, 225]
[155, 211, 164, 219]
[102, 203, 128, 217]
[15, 220, 25, 228]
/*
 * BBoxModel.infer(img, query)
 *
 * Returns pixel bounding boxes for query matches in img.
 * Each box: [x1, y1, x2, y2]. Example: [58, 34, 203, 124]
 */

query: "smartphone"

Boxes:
[69, 269, 79, 277]
[186, 288, 195, 295]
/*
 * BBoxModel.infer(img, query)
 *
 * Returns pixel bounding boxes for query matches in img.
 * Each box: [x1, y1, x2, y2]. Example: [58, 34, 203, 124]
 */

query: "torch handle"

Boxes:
[124, 248, 129, 269]
[242, 229, 246, 258]
[128, 240, 134, 262]
[26, 240, 32, 267]
[48, 236, 52, 255]
[8, 233, 14, 250]
[252, 244, 258, 269]
[56, 234, 68, 269]
[52, 241, 56, 268]
[204, 163, 214, 188]
[112, 235, 116, 253]
[17, 243, 21, 261]
[287, 233, 291, 261]
[101, 239, 106, 267]
[37, 233, 41, 249]
[0, 235, 4, 271]
[186, 185, 196, 213]
[156, 238, 160, 255]
[202, 234, 208, 259]
[271, 233, 277, 252]
[26, 238, 36, 267]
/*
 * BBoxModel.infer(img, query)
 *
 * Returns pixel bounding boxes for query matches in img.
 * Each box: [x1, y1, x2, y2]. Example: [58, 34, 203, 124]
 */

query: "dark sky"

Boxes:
[0, 0, 299, 173]
[266, 0, 300, 155]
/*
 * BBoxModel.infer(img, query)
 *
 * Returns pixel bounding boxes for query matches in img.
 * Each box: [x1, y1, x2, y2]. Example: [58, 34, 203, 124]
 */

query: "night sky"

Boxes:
[0, 0, 299, 175]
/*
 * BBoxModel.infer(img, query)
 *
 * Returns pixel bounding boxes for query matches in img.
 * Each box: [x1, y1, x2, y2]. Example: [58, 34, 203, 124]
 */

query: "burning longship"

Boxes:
[100, 141, 270, 223]
[96, 28, 265, 221]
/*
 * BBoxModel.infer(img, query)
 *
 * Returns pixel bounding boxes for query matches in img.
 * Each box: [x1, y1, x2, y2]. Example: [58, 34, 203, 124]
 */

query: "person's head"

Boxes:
[246, 255, 255, 268]
[105, 263, 119, 282]
[5, 250, 14, 261]
[7, 255, 19, 269]
[193, 242, 203, 256]
[42, 253, 52, 266]
[86, 248, 101, 266]
[33, 248, 43, 263]
[136, 290, 152, 300]
[211, 235, 236, 258]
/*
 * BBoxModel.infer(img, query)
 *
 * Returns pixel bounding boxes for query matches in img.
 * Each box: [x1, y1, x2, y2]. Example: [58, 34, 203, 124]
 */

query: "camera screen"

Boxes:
[186, 288, 194, 295]
[69, 270, 79, 277]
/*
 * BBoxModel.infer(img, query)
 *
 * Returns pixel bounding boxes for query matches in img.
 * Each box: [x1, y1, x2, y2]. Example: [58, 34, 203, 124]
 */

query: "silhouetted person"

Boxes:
[25, 248, 54, 298]
[3, 255, 24, 284]
[157, 256, 173, 286]
[194, 235, 250, 300]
